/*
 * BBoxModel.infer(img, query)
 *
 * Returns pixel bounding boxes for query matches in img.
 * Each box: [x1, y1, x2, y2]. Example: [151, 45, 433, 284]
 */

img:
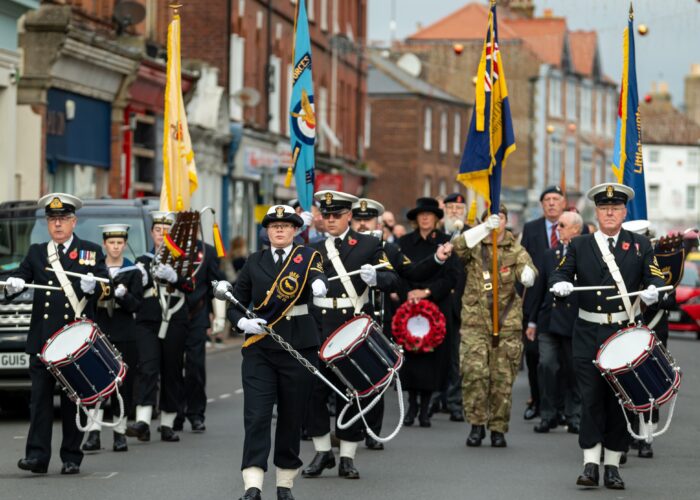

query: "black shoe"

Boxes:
[620, 451, 627, 465]
[449, 411, 465, 422]
[466, 425, 485, 447]
[603, 465, 625, 490]
[113, 432, 128, 452]
[523, 404, 539, 420]
[82, 430, 101, 451]
[576, 463, 600, 487]
[419, 416, 431, 428]
[490, 431, 507, 448]
[567, 422, 580, 434]
[61, 462, 80, 475]
[557, 412, 567, 426]
[17, 457, 48, 474]
[533, 419, 557, 433]
[277, 487, 295, 500]
[172, 418, 184, 432]
[191, 419, 206, 433]
[239, 487, 261, 500]
[365, 436, 384, 450]
[630, 439, 640, 450]
[300, 427, 311, 441]
[638, 441, 654, 458]
[126, 421, 151, 442]
[301, 451, 336, 477]
[403, 405, 417, 427]
[338, 457, 360, 479]
[160, 426, 180, 442]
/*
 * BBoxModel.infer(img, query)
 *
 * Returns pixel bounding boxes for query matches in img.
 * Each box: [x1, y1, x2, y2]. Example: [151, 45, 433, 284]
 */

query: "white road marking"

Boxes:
[219, 393, 231, 399]
[13, 436, 24, 439]
[83, 472, 118, 479]
[207, 398, 215, 403]
[234, 388, 244, 395]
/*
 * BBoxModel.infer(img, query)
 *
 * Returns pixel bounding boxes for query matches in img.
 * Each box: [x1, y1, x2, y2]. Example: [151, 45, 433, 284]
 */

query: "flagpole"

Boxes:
[170, 2, 183, 211]
[489, 0, 500, 348]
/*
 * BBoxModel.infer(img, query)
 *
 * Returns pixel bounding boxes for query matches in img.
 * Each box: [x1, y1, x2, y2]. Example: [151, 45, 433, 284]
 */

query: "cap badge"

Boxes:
[457, 195, 464, 203]
[360, 200, 368, 211]
[325, 193, 333, 205]
[275, 206, 285, 218]
[49, 197, 63, 209]
[606, 185, 614, 198]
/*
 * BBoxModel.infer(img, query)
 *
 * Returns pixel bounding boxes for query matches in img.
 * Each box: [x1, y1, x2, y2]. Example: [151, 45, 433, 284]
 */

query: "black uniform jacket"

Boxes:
[531, 244, 578, 337]
[6, 235, 109, 354]
[96, 259, 144, 342]
[549, 230, 666, 358]
[227, 245, 328, 350]
[134, 251, 193, 324]
[186, 242, 226, 327]
[311, 229, 399, 338]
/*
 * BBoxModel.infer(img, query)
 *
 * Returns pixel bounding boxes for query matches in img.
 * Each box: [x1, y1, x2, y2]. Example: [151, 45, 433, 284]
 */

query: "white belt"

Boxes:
[313, 296, 368, 310]
[284, 304, 309, 318]
[578, 309, 630, 325]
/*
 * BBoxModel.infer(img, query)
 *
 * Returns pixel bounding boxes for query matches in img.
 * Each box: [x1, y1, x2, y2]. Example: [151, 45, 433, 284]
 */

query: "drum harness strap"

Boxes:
[47, 242, 87, 319]
[324, 237, 369, 315]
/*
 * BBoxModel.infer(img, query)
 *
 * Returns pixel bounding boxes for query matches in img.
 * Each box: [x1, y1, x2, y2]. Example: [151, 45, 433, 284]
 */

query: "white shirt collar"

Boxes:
[53, 235, 74, 252]
[271, 243, 293, 261]
[334, 227, 351, 242]
[596, 230, 621, 246]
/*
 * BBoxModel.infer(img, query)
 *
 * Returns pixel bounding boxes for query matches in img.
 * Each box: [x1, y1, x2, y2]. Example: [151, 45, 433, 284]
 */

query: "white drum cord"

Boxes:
[621, 392, 678, 443]
[74, 381, 126, 432]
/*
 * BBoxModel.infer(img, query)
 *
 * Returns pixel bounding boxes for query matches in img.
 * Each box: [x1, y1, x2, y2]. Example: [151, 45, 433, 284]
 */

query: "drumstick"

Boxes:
[0, 281, 62, 291]
[605, 285, 674, 301]
[328, 262, 391, 282]
[45, 267, 111, 283]
[548, 285, 616, 293]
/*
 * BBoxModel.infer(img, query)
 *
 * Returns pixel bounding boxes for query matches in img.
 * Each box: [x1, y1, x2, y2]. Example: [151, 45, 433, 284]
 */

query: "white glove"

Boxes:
[237, 317, 268, 334]
[135, 262, 148, 286]
[360, 264, 377, 287]
[154, 263, 178, 283]
[551, 281, 574, 297]
[311, 279, 327, 297]
[520, 265, 536, 288]
[4, 277, 25, 295]
[300, 211, 314, 227]
[485, 214, 500, 230]
[114, 283, 127, 298]
[80, 273, 97, 294]
[640, 285, 659, 306]
[212, 317, 226, 333]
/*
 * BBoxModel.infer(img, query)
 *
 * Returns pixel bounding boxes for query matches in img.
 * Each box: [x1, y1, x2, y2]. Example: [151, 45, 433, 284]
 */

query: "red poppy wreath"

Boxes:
[392, 299, 446, 353]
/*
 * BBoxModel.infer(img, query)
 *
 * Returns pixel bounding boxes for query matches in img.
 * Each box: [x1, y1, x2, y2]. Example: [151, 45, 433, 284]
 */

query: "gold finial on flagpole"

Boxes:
[491, 0, 496, 6]
[629, 2, 634, 21]
[170, 3, 182, 15]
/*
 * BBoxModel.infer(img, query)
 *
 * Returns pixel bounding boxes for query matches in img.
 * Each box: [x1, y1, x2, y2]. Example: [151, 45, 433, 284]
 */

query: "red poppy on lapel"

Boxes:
[348, 237, 358, 246]
[69, 250, 78, 260]
[622, 242, 630, 251]
[293, 254, 303, 264]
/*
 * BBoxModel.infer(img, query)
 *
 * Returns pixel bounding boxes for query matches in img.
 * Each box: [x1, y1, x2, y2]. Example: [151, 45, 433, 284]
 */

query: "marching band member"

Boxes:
[550, 183, 666, 490]
[454, 204, 536, 448]
[127, 211, 193, 443]
[4, 193, 109, 475]
[303, 190, 398, 480]
[350, 197, 453, 449]
[82, 224, 144, 453]
[228, 205, 328, 500]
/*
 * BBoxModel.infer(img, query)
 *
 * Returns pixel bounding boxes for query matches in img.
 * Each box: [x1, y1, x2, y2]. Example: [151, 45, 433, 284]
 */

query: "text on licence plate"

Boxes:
[0, 352, 29, 369]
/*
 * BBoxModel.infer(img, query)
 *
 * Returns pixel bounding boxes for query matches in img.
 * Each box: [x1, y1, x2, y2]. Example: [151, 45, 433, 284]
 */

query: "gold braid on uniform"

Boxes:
[379, 251, 394, 270]
[98, 282, 111, 300]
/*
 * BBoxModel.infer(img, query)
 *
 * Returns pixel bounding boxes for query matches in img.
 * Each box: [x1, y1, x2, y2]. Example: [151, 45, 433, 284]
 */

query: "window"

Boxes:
[548, 135, 562, 185]
[439, 111, 448, 154]
[549, 76, 562, 117]
[565, 138, 576, 188]
[363, 103, 371, 149]
[580, 147, 593, 193]
[606, 90, 616, 137]
[595, 90, 603, 134]
[229, 34, 246, 121]
[268, 56, 281, 133]
[423, 176, 432, 197]
[318, 86, 328, 152]
[438, 179, 447, 196]
[649, 149, 659, 163]
[566, 79, 577, 121]
[320, 0, 328, 31]
[453, 113, 461, 156]
[332, 0, 339, 34]
[688, 149, 700, 167]
[687, 186, 697, 210]
[580, 84, 592, 132]
[649, 185, 660, 209]
[286, 63, 293, 136]
[423, 107, 432, 151]
[307, 0, 315, 21]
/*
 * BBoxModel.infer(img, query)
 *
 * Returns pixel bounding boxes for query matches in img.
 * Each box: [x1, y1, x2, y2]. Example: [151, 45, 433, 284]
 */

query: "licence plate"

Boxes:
[668, 311, 682, 322]
[0, 352, 29, 369]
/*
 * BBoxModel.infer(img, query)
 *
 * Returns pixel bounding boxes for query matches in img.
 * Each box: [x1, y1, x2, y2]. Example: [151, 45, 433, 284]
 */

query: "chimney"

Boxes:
[501, 0, 535, 19]
[685, 65, 700, 126]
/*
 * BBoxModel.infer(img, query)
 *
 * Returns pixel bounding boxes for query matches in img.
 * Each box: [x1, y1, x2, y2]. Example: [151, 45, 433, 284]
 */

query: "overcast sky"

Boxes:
[368, 0, 700, 107]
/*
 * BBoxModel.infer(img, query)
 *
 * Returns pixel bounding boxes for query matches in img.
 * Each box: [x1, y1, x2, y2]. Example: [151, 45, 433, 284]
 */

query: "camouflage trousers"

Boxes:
[460, 331, 523, 433]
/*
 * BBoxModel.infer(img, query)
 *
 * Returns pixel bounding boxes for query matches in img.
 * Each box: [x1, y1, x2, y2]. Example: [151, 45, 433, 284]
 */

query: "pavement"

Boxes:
[0, 331, 698, 500]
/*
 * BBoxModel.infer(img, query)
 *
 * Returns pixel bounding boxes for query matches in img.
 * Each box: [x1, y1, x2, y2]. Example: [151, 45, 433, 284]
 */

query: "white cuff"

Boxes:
[160, 411, 176, 428]
[603, 448, 622, 467]
[135, 405, 153, 425]
[583, 443, 602, 465]
[433, 253, 446, 265]
[339, 440, 358, 459]
[276, 467, 299, 489]
[312, 433, 332, 452]
[242, 466, 264, 491]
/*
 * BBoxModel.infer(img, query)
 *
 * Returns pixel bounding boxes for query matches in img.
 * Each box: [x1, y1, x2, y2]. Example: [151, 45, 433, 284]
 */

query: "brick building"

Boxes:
[364, 51, 469, 221]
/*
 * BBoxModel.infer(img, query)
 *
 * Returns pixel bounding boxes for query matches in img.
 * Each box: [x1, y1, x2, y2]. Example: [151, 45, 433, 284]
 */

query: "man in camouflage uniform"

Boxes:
[453, 205, 537, 448]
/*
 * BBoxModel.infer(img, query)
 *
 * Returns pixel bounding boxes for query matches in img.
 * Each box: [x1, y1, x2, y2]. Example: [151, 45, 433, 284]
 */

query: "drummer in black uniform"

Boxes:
[4, 193, 109, 475]
[302, 190, 398, 480]
[228, 205, 328, 500]
[550, 183, 666, 490]
[82, 224, 144, 453]
[350, 197, 453, 450]
[127, 211, 193, 443]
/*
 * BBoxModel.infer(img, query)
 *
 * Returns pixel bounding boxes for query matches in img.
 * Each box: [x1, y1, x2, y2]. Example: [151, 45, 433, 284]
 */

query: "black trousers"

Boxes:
[306, 363, 364, 442]
[574, 357, 630, 451]
[26, 355, 84, 465]
[537, 332, 580, 424]
[523, 330, 539, 407]
[365, 395, 384, 435]
[241, 345, 315, 471]
[133, 319, 187, 413]
[179, 320, 208, 423]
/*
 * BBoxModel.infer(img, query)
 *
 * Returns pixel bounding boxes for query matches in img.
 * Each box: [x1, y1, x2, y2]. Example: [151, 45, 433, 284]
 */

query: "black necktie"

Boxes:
[275, 249, 285, 270]
[57, 243, 65, 255]
[334, 237, 342, 250]
[608, 237, 615, 254]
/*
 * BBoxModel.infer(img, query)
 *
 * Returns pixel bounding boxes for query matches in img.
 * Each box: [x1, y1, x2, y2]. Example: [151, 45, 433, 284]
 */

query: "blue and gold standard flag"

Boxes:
[285, 0, 315, 211]
[457, 1, 515, 214]
[612, 6, 647, 220]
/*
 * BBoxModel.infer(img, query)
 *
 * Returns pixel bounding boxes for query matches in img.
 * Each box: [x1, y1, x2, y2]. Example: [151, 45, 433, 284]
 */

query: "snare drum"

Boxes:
[320, 315, 403, 398]
[40, 319, 126, 406]
[595, 325, 681, 412]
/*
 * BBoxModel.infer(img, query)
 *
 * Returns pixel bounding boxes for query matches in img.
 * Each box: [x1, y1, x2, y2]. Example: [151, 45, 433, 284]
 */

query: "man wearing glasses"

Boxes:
[302, 190, 398, 481]
[3, 193, 109, 475]
[551, 183, 666, 490]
